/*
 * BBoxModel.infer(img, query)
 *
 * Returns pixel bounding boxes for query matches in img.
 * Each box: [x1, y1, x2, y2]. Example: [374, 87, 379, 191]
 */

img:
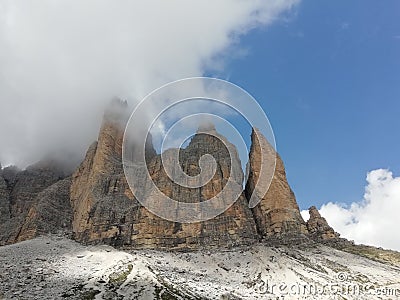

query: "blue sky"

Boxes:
[219, 1, 400, 210]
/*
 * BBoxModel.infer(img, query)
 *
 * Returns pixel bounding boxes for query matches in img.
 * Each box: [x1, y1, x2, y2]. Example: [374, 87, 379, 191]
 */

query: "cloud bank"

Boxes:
[0, 0, 299, 168]
[302, 169, 400, 251]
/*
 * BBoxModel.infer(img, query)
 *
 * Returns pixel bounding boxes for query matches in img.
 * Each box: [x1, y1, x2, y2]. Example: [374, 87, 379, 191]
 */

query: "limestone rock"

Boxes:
[245, 128, 308, 237]
[0, 175, 10, 225]
[133, 127, 257, 249]
[70, 100, 155, 245]
[70, 99, 134, 243]
[0, 101, 345, 249]
[306, 206, 339, 240]
[0, 161, 67, 245]
[1, 165, 20, 188]
[9, 161, 65, 217]
[15, 177, 73, 242]
[70, 102, 257, 249]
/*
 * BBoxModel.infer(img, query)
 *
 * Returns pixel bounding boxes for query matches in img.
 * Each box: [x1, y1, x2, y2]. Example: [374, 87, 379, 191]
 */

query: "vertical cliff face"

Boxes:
[245, 129, 308, 238]
[69, 99, 135, 244]
[0, 101, 342, 248]
[70, 103, 344, 249]
[69, 99, 160, 246]
[134, 125, 257, 248]
[9, 163, 65, 217]
[70, 105, 258, 249]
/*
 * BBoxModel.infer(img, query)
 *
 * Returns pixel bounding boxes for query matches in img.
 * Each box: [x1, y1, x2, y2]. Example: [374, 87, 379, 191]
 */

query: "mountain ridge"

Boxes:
[0, 100, 383, 252]
[1, 100, 399, 299]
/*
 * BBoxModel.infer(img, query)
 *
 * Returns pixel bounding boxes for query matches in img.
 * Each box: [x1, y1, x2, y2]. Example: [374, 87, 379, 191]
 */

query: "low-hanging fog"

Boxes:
[0, 0, 299, 168]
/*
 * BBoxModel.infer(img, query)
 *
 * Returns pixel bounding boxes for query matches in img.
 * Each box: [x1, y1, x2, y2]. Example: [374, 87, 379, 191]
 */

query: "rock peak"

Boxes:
[246, 127, 308, 237]
[0, 105, 347, 249]
[309, 206, 321, 218]
[70, 113, 256, 249]
[306, 206, 340, 240]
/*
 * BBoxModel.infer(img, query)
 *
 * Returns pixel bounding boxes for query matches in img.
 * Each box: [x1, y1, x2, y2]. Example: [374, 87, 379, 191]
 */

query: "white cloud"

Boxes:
[0, 0, 299, 168]
[303, 169, 400, 251]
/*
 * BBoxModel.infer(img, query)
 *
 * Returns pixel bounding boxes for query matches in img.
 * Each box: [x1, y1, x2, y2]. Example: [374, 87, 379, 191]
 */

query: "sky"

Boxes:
[224, 1, 400, 210]
[224, 0, 400, 250]
[0, 1, 399, 250]
[0, 0, 297, 167]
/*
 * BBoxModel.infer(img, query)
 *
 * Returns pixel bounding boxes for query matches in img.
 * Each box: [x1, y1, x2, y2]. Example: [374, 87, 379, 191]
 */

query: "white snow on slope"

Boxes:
[0, 235, 399, 299]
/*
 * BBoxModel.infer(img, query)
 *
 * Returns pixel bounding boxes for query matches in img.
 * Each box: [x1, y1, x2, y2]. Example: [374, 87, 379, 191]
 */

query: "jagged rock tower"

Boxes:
[0, 99, 340, 248]
[70, 100, 258, 249]
[246, 128, 308, 238]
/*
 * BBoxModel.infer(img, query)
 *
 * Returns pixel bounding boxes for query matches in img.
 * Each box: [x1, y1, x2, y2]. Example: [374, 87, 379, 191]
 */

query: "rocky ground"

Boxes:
[0, 235, 399, 299]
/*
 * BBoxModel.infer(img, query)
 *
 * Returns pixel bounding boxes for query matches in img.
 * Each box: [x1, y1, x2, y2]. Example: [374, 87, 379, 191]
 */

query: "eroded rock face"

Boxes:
[0, 174, 10, 225]
[0, 161, 68, 245]
[1, 165, 20, 189]
[10, 162, 65, 217]
[70, 104, 257, 249]
[133, 126, 257, 249]
[15, 177, 73, 243]
[0, 101, 342, 248]
[69, 100, 140, 245]
[70, 104, 324, 249]
[306, 206, 339, 240]
[68, 100, 147, 244]
[245, 129, 308, 238]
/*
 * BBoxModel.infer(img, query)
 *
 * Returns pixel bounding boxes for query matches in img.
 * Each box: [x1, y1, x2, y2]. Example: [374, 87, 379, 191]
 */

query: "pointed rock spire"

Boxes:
[306, 206, 339, 240]
[245, 128, 308, 237]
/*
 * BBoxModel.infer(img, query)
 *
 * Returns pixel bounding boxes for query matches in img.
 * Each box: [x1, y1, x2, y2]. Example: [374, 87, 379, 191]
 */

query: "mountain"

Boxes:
[70, 103, 258, 249]
[0, 100, 399, 299]
[0, 235, 399, 299]
[0, 99, 347, 248]
[0, 161, 70, 245]
[246, 128, 308, 238]
[68, 100, 340, 249]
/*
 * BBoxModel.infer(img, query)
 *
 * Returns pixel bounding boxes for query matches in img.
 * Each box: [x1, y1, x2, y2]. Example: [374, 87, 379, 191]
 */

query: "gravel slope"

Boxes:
[0, 235, 399, 299]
